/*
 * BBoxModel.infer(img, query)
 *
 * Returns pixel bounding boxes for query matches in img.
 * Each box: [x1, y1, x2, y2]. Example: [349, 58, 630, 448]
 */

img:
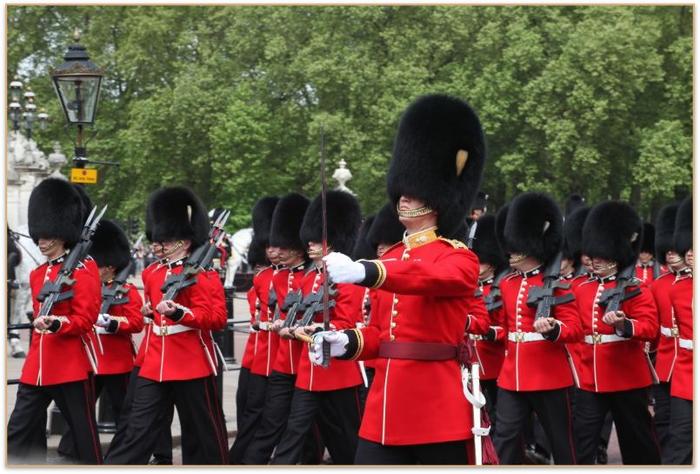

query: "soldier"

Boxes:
[241, 193, 320, 464]
[271, 190, 365, 464]
[636, 222, 658, 284]
[492, 192, 581, 465]
[58, 220, 145, 460]
[105, 186, 228, 464]
[7, 178, 103, 464]
[310, 94, 487, 464]
[668, 197, 692, 465]
[564, 194, 586, 217]
[573, 201, 661, 464]
[229, 196, 280, 463]
[650, 202, 684, 462]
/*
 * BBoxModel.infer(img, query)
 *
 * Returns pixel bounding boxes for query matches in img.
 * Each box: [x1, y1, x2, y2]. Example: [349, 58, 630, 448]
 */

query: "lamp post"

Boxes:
[8, 76, 49, 140]
[49, 28, 104, 169]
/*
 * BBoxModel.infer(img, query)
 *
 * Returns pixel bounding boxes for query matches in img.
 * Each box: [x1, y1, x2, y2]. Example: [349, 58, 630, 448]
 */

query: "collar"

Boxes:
[517, 266, 542, 279]
[289, 261, 306, 272]
[479, 276, 494, 286]
[562, 271, 575, 280]
[47, 252, 68, 265]
[596, 273, 617, 283]
[677, 267, 693, 278]
[637, 261, 653, 268]
[403, 226, 439, 249]
[166, 256, 187, 269]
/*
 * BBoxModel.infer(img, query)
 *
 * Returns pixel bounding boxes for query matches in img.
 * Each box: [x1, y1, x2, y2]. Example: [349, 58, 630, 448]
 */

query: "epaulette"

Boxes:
[438, 237, 469, 250]
[382, 241, 403, 255]
[254, 265, 271, 277]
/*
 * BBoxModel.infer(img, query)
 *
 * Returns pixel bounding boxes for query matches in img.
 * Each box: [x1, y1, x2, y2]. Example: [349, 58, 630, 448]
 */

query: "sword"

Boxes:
[320, 126, 331, 368]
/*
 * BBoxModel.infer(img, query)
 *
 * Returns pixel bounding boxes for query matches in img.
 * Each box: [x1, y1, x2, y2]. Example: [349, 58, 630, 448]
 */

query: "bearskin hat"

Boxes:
[145, 186, 209, 248]
[564, 194, 586, 217]
[562, 206, 590, 262]
[352, 215, 377, 260]
[300, 190, 362, 256]
[90, 220, 131, 272]
[655, 202, 679, 264]
[247, 238, 268, 269]
[269, 193, 309, 251]
[495, 203, 509, 256]
[28, 178, 83, 248]
[472, 214, 505, 268]
[674, 196, 692, 257]
[251, 196, 279, 247]
[640, 222, 655, 255]
[582, 201, 642, 269]
[503, 193, 563, 265]
[386, 94, 486, 237]
[472, 191, 489, 212]
[72, 184, 94, 224]
[367, 202, 405, 250]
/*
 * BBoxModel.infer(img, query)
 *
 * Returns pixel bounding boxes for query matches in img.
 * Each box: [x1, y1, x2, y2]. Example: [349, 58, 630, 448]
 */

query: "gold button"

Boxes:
[391, 322, 397, 328]
[393, 298, 399, 304]
[392, 310, 398, 317]
[390, 335, 396, 341]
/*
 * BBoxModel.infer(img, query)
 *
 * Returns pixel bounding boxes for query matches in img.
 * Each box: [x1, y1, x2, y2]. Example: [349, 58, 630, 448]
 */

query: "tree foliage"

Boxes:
[8, 5, 692, 231]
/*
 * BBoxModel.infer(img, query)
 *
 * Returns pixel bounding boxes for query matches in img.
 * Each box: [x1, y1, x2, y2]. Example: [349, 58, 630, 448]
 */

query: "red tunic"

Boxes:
[635, 263, 657, 285]
[139, 260, 221, 382]
[497, 270, 582, 392]
[295, 269, 364, 392]
[670, 272, 693, 401]
[271, 265, 307, 375]
[21, 257, 101, 386]
[133, 260, 162, 368]
[563, 273, 591, 384]
[573, 277, 659, 393]
[359, 287, 376, 370]
[197, 270, 228, 373]
[250, 267, 279, 377]
[350, 236, 479, 446]
[651, 272, 680, 382]
[468, 280, 506, 381]
[240, 286, 257, 370]
[93, 283, 144, 375]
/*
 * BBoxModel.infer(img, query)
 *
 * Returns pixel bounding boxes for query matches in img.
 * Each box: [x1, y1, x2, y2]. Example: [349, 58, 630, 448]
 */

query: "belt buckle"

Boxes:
[592, 333, 602, 344]
[161, 324, 168, 336]
[515, 331, 524, 343]
[672, 327, 680, 338]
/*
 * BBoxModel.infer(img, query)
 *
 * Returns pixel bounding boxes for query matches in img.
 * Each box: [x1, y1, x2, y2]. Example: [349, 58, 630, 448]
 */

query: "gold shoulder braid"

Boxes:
[438, 237, 468, 250]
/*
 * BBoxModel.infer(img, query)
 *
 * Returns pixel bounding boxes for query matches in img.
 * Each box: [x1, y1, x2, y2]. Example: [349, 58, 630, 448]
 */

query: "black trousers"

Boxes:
[495, 388, 576, 465]
[229, 373, 268, 463]
[8, 380, 103, 464]
[104, 376, 228, 465]
[58, 372, 130, 459]
[240, 371, 322, 464]
[653, 382, 673, 463]
[272, 386, 361, 464]
[235, 367, 251, 432]
[669, 397, 692, 464]
[575, 388, 660, 464]
[354, 438, 471, 464]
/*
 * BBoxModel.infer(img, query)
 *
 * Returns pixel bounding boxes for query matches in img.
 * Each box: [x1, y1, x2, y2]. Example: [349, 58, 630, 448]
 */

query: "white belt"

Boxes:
[469, 334, 485, 341]
[95, 327, 116, 335]
[584, 334, 629, 344]
[660, 326, 679, 338]
[679, 338, 693, 351]
[508, 332, 544, 343]
[153, 324, 195, 336]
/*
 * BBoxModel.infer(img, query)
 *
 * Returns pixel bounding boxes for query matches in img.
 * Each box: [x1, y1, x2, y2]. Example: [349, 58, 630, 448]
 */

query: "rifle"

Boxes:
[36, 205, 108, 318]
[483, 269, 510, 313]
[100, 234, 143, 314]
[298, 284, 337, 328]
[526, 252, 574, 319]
[281, 289, 305, 329]
[597, 263, 642, 313]
[160, 210, 230, 301]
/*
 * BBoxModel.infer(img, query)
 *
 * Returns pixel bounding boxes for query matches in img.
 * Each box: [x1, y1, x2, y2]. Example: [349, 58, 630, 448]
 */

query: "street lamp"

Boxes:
[49, 28, 104, 168]
[7, 76, 49, 139]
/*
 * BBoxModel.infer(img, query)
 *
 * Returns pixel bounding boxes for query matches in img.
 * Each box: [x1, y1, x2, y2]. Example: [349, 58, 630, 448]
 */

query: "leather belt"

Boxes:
[508, 331, 544, 343]
[378, 341, 457, 361]
[153, 324, 194, 336]
[584, 334, 628, 344]
[95, 327, 115, 335]
[679, 338, 693, 351]
[660, 326, 679, 338]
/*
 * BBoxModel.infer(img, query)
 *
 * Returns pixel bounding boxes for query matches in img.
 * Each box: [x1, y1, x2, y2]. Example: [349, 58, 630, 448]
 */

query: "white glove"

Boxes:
[308, 330, 349, 366]
[96, 313, 112, 328]
[323, 252, 365, 284]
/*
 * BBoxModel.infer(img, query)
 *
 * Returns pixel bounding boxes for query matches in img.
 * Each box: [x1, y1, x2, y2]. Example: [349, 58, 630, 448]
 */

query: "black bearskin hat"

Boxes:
[582, 201, 642, 269]
[640, 222, 655, 255]
[251, 196, 280, 247]
[247, 238, 268, 269]
[90, 220, 131, 272]
[146, 186, 209, 248]
[495, 203, 509, 256]
[72, 184, 94, 225]
[562, 206, 590, 262]
[386, 94, 486, 237]
[472, 191, 489, 212]
[28, 178, 83, 248]
[655, 202, 679, 264]
[472, 214, 505, 268]
[564, 194, 586, 217]
[269, 193, 309, 251]
[503, 193, 563, 265]
[352, 215, 377, 260]
[674, 197, 692, 257]
[300, 190, 362, 256]
[367, 203, 406, 250]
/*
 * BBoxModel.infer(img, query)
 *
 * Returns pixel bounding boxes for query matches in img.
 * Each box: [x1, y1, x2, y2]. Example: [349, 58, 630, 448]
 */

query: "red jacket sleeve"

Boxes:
[331, 283, 364, 330]
[110, 284, 145, 334]
[466, 294, 492, 335]
[55, 265, 101, 336]
[621, 285, 659, 341]
[166, 272, 216, 330]
[550, 288, 583, 343]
